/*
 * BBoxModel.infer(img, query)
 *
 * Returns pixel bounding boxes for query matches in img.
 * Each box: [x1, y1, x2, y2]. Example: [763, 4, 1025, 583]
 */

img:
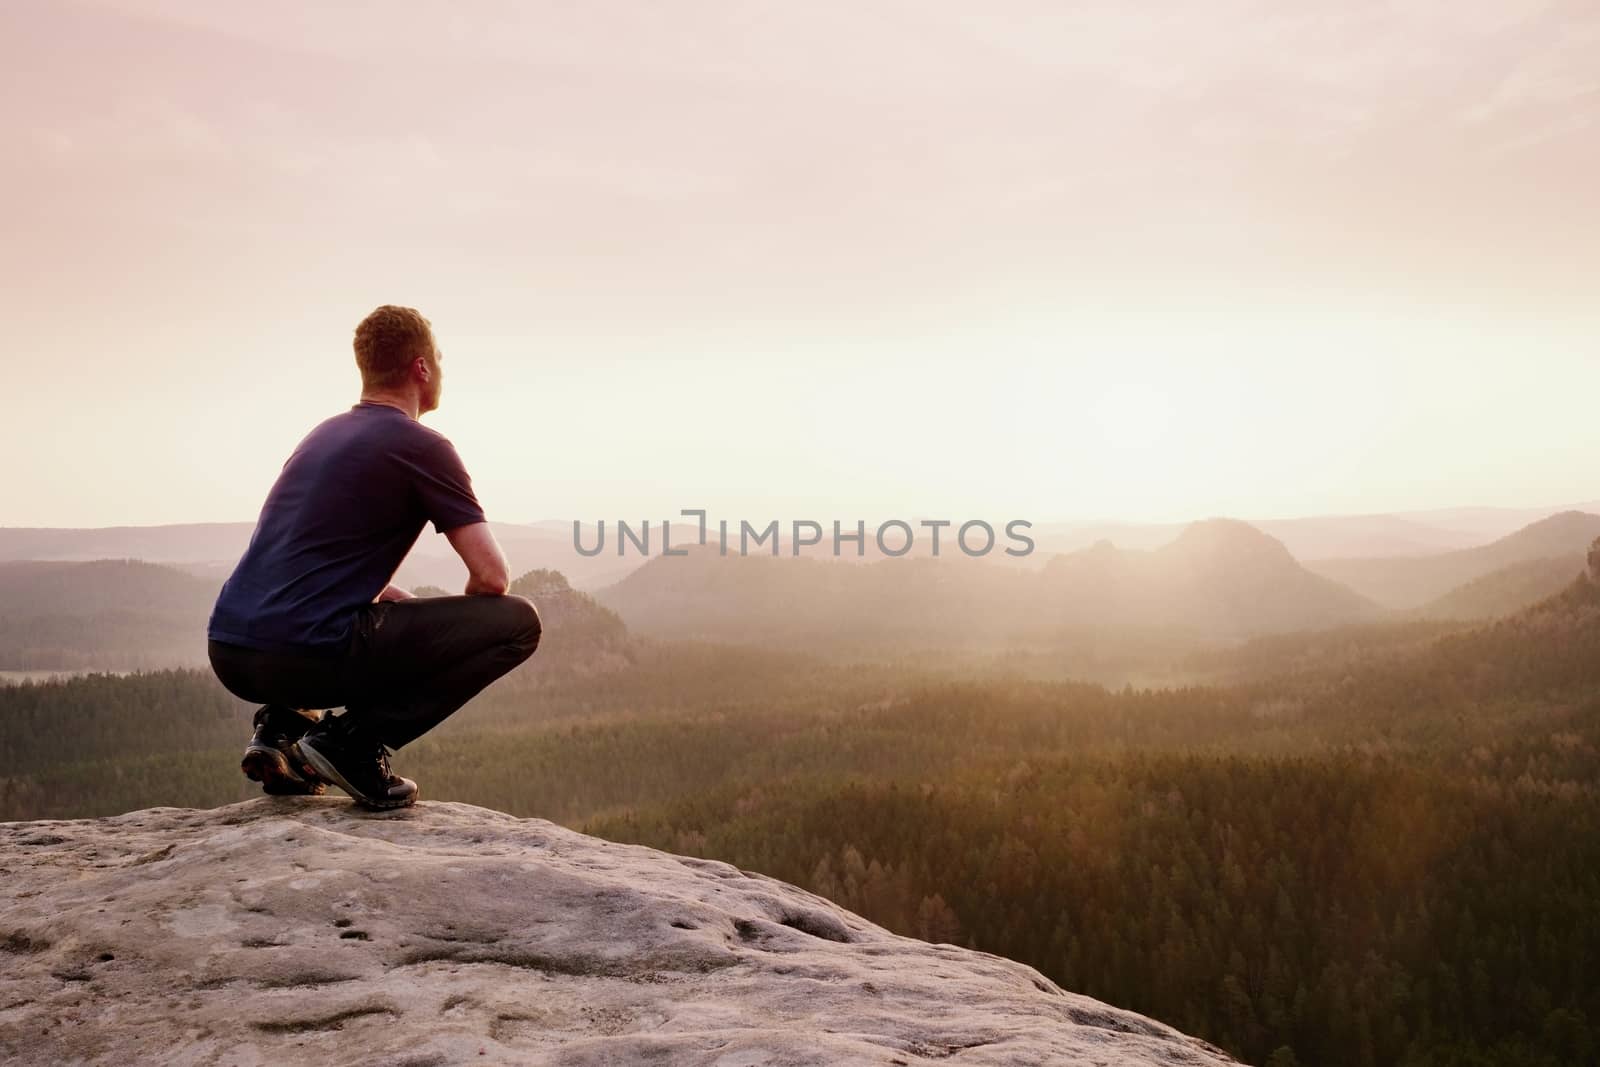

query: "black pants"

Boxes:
[208, 594, 541, 749]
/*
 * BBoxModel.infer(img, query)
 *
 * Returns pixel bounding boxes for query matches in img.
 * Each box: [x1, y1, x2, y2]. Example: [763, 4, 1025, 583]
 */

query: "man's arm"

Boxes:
[376, 584, 414, 602]
[446, 521, 511, 596]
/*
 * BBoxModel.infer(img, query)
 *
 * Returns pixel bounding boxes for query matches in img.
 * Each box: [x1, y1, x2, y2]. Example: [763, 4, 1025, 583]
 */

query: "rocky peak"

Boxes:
[1159, 518, 1295, 569]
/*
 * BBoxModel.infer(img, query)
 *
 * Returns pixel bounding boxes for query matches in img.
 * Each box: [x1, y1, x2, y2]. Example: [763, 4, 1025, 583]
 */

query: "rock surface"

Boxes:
[0, 798, 1240, 1066]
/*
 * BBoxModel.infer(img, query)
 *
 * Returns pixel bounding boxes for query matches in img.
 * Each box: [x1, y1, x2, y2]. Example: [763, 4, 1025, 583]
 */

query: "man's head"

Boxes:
[353, 305, 442, 415]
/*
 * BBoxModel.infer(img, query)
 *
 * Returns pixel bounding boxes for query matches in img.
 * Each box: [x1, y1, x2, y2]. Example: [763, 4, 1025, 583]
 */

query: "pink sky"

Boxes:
[3, 2, 1598, 527]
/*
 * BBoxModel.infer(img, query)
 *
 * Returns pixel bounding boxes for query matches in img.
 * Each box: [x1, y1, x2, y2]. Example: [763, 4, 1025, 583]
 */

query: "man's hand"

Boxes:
[464, 573, 506, 596]
[376, 584, 415, 602]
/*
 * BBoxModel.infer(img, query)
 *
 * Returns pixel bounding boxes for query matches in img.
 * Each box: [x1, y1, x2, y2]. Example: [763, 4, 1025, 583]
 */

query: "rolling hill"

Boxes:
[0, 559, 216, 669]
[1042, 518, 1380, 635]
[599, 518, 1380, 647]
[0, 560, 627, 673]
[0, 522, 642, 592]
[1411, 555, 1585, 621]
[1304, 510, 1600, 609]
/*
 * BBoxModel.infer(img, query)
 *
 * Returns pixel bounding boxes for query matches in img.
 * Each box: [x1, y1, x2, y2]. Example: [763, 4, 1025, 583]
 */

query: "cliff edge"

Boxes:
[0, 798, 1238, 1065]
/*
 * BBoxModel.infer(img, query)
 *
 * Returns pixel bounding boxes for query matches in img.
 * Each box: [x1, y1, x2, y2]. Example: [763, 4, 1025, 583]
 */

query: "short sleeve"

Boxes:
[410, 433, 488, 534]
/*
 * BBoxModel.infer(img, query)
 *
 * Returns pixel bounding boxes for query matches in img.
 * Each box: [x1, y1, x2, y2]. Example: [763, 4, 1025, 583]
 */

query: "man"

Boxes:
[206, 305, 541, 810]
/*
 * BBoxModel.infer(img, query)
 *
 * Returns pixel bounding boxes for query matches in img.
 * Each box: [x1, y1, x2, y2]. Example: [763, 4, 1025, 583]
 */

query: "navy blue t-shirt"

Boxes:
[207, 401, 487, 654]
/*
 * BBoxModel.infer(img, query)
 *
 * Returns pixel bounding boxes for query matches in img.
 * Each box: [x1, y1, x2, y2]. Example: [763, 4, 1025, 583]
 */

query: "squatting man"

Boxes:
[207, 305, 542, 809]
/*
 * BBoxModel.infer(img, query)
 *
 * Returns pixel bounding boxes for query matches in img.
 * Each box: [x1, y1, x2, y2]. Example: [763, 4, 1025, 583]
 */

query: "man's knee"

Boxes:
[503, 594, 542, 659]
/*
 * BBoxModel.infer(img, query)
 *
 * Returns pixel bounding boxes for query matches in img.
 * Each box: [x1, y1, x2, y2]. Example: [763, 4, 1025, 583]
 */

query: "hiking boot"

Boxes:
[242, 705, 326, 797]
[292, 713, 418, 811]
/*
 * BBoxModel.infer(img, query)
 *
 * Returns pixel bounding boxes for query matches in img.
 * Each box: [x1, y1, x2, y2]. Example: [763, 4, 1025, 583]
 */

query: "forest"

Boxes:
[5, 570, 1600, 1066]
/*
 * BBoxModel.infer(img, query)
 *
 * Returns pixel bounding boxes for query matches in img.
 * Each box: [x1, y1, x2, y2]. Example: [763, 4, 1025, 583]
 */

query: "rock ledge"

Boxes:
[0, 798, 1238, 1065]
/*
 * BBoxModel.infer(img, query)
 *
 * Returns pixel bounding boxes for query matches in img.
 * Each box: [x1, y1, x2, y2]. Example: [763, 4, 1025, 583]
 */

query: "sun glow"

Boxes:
[1091, 381, 1176, 452]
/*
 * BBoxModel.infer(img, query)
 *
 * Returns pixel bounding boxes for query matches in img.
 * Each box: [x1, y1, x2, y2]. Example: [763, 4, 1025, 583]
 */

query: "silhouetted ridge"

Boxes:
[1307, 511, 1600, 609]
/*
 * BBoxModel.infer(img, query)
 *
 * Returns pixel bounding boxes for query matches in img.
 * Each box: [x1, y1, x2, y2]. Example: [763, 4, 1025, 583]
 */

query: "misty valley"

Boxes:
[4, 512, 1600, 1067]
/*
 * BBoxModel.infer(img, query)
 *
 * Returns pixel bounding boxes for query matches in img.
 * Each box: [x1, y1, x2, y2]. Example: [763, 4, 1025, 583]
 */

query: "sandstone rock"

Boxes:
[0, 798, 1240, 1065]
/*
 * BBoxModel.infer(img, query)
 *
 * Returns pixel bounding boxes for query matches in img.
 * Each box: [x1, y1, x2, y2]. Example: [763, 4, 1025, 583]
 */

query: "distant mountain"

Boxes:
[13, 503, 1599, 597]
[0, 522, 643, 592]
[0, 558, 214, 614]
[0, 559, 622, 673]
[1249, 513, 1485, 559]
[0, 559, 215, 669]
[0, 524, 252, 566]
[596, 547, 1038, 648]
[599, 518, 1379, 647]
[1388, 502, 1600, 544]
[1305, 511, 1600, 609]
[1176, 533, 1600, 702]
[1042, 519, 1380, 636]
[1028, 509, 1540, 560]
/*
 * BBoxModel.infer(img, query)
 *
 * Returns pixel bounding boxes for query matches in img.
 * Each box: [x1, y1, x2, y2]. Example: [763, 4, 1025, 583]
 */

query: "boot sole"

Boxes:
[241, 744, 326, 797]
[293, 737, 417, 811]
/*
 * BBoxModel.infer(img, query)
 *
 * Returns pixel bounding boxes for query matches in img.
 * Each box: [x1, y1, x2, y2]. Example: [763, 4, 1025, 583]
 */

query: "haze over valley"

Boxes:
[7, 496, 1600, 1065]
[8, 2, 1600, 1063]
